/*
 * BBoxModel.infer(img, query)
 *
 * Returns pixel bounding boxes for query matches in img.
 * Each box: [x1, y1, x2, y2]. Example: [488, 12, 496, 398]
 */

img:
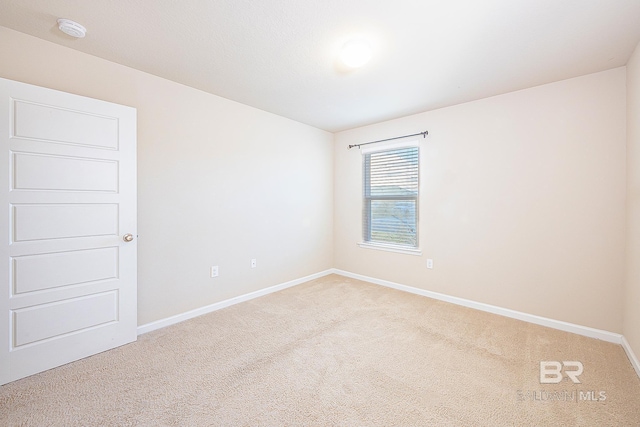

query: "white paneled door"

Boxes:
[0, 78, 137, 385]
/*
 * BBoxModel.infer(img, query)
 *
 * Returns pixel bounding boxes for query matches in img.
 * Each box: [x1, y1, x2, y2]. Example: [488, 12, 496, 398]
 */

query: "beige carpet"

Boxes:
[1, 274, 639, 426]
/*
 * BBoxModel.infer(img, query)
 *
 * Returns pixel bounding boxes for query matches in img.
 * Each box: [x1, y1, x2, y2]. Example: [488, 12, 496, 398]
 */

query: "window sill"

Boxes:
[357, 242, 422, 256]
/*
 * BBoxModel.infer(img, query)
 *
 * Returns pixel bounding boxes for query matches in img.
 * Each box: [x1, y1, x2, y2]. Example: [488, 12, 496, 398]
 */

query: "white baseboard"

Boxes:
[137, 269, 334, 335]
[622, 336, 640, 378]
[331, 269, 623, 344]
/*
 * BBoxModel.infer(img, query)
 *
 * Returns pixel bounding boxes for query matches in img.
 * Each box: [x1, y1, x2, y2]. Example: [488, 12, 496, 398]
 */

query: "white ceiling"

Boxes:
[1, 0, 640, 132]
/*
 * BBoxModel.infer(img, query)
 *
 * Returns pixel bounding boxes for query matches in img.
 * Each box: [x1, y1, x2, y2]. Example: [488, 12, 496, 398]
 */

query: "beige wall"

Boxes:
[0, 27, 334, 325]
[624, 41, 640, 357]
[334, 68, 627, 333]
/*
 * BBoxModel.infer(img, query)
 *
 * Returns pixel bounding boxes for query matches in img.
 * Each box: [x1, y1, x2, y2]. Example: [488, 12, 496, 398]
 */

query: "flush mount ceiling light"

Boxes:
[57, 18, 86, 38]
[340, 39, 372, 68]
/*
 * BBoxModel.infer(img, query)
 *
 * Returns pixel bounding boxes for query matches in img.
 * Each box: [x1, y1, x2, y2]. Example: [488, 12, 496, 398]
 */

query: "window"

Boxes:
[362, 143, 419, 249]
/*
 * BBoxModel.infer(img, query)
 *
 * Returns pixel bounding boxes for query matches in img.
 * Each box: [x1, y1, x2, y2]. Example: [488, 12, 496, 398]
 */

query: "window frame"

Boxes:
[359, 139, 421, 255]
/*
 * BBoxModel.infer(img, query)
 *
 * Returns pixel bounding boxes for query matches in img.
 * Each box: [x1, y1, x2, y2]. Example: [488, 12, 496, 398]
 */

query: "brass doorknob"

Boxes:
[123, 233, 134, 242]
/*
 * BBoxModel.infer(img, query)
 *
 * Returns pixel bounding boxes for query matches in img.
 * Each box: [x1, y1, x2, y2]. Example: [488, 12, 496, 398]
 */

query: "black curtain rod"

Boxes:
[347, 130, 428, 149]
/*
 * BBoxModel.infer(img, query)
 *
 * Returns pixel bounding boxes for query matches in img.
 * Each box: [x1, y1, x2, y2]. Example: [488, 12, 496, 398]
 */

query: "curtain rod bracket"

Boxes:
[347, 130, 428, 149]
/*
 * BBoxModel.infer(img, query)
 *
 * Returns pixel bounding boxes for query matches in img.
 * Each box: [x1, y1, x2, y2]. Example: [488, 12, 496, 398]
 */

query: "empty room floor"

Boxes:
[1, 274, 639, 426]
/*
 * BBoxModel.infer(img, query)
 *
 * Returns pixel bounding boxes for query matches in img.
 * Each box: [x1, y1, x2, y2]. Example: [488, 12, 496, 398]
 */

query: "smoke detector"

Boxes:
[57, 19, 86, 38]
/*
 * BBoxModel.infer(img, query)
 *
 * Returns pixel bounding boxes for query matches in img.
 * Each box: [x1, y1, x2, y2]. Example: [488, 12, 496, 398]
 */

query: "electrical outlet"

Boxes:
[427, 259, 433, 269]
[211, 266, 219, 277]
[251, 258, 257, 268]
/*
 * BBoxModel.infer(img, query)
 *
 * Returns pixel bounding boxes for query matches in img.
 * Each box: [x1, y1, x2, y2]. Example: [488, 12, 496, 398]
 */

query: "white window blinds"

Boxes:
[363, 145, 419, 248]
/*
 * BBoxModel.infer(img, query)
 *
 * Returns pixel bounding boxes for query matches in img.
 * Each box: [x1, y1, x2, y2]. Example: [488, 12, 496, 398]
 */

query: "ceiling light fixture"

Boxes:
[340, 39, 372, 68]
[57, 18, 86, 38]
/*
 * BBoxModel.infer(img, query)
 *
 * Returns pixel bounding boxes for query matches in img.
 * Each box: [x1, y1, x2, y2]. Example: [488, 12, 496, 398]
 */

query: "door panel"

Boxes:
[0, 77, 137, 385]
[13, 152, 119, 192]
[13, 99, 119, 149]
[13, 204, 119, 241]
[12, 247, 118, 294]
[12, 291, 118, 347]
